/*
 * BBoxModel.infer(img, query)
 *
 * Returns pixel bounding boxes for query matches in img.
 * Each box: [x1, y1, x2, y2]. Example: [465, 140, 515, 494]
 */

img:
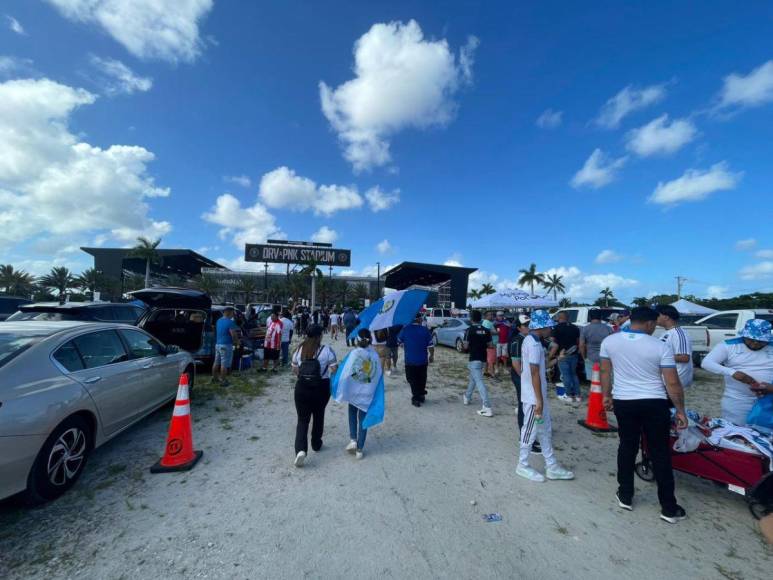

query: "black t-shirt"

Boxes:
[552, 322, 580, 353]
[508, 332, 527, 382]
[465, 324, 492, 362]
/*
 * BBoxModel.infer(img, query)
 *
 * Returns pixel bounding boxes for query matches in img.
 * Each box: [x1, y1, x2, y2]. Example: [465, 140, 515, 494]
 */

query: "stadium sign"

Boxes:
[245, 243, 351, 267]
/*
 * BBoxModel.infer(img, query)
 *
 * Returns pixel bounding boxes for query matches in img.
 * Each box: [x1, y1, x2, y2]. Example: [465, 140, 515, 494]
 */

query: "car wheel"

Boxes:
[25, 415, 93, 505]
[456, 338, 464, 353]
[185, 364, 195, 391]
[634, 459, 655, 482]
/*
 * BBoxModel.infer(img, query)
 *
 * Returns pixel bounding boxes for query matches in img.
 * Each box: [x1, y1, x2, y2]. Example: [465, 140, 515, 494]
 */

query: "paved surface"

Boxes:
[1, 339, 770, 579]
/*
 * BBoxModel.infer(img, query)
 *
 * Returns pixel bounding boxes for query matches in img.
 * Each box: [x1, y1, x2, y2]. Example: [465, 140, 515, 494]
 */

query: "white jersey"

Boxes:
[292, 344, 338, 379]
[599, 329, 676, 400]
[330, 313, 340, 326]
[279, 317, 294, 342]
[520, 334, 548, 406]
[660, 326, 693, 388]
[701, 339, 773, 424]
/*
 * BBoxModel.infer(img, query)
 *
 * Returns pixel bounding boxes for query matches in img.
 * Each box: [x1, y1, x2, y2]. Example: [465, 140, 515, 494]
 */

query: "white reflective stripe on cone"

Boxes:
[173, 403, 191, 417]
[176, 385, 189, 400]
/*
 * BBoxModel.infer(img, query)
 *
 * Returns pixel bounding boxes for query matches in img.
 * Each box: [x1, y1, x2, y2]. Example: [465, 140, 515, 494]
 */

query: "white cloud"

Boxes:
[258, 166, 363, 216]
[224, 174, 251, 188]
[311, 226, 338, 244]
[595, 249, 622, 264]
[756, 249, 773, 259]
[535, 108, 563, 129]
[717, 60, 773, 110]
[541, 266, 639, 302]
[319, 20, 478, 171]
[570, 148, 626, 189]
[595, 83, 667, 129]
[706, 285, 729, 299]
[0, 78, 171, 252]
[0, 56, 35, 76]
[365, 187, 400, 212]
[625, 114, 697, 157]
[735, 238, 757, 251]
[89, 55, 152, 96]
[740, 261, 773, 280]
[202, 193, 284, 249]
[649, 162, 742, 205]
[111, 220, 172, 244]
[376, 239, 392, 255]
[45, 0, 214, 63]
[5, 15, 25, 35]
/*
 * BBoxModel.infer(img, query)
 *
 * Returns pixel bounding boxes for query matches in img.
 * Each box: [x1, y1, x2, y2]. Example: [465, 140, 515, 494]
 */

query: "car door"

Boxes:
[438, 319, 461, 346]
[119, 328, 178, 407]
[63, 330, 154, 436]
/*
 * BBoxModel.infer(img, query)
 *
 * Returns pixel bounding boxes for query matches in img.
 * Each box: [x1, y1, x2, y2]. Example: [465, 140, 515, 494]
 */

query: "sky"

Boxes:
[1, 0, 772, 304]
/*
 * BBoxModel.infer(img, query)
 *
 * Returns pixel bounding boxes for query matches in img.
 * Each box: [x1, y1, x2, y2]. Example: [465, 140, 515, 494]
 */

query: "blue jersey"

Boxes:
[398, 323, 433, 365]
[216, 317, 238, 345]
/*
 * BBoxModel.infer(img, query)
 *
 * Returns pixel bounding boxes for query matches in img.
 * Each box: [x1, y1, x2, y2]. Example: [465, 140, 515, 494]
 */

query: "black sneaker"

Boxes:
[531, 442, 542, 453]
[660, 505, 687, 524]
[616, 491, 633, 511]
[411, 400, 421, 407]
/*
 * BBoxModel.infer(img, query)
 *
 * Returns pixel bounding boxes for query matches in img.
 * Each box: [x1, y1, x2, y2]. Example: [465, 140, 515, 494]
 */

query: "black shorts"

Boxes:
[264, 348, 280, 361]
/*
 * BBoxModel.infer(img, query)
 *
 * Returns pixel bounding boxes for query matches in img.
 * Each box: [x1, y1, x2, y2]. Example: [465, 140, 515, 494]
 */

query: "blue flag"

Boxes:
[348, 288, 429, 341]
[331, 348, 385, 429]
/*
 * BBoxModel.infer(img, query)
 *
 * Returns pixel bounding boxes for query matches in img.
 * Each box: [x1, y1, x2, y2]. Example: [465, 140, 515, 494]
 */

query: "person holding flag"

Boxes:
[331, 328, 386, 460]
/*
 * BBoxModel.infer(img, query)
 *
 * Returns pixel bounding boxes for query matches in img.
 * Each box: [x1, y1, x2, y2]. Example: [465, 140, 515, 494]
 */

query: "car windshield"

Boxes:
[0, 331, 48, 368]
[756, 314, 773, 323]
[6, 311, 82, 321]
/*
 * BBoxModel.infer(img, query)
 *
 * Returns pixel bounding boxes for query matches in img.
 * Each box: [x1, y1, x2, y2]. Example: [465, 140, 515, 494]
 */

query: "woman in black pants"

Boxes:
[291, 324, 338, 467]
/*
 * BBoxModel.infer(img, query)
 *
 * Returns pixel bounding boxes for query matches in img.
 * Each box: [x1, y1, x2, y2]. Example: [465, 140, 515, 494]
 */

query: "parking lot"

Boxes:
[1, 342, 770, 579]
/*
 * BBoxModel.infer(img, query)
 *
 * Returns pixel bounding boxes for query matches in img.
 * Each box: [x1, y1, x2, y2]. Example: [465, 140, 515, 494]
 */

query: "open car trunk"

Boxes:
[139, 308, 207, 353]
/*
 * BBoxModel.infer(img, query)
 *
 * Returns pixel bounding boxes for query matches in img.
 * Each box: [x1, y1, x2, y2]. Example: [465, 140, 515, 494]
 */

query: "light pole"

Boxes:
[377, 261, 381, 299]
[264, 263, 269, 301]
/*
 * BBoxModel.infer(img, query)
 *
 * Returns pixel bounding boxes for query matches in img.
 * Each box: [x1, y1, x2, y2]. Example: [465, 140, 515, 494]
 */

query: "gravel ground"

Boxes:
[1, 338, 771, 579]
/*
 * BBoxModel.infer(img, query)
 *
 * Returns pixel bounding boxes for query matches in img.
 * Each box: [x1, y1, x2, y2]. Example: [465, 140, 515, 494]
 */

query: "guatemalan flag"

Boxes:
[348, 288, 430, 341]
[331, 347, 385, 429]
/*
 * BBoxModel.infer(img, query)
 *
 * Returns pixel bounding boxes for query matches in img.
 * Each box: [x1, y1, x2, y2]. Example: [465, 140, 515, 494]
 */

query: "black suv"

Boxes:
[6, 301, 145, 324]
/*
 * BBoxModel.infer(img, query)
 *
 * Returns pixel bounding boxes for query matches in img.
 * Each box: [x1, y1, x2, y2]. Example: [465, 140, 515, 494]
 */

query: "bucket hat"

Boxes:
[738, 319, 772, 342]
[529, 309, 556, 330]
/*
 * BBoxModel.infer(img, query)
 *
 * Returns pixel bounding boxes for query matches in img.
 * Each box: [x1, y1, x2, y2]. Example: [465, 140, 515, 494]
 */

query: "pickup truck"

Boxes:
[695, 309, 773, 351]
[552, 306, 710, 365]
[424, 307, 456, 330]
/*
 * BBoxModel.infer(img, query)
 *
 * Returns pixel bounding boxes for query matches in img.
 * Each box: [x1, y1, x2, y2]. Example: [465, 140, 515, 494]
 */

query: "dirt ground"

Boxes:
[1, 338, 771, 580]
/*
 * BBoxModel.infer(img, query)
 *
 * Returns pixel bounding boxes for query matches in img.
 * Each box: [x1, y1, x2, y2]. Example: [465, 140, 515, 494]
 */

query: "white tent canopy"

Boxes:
[670, 298, 717, 316]
[471, 290, 558, 309]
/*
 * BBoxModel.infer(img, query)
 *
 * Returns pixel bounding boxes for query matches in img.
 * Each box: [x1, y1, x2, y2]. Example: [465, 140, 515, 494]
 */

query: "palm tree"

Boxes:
[39, 267, 76, 298]
[467, 289, 482, 301]
[75, 268, 102, 297]
[299, 261, 323, 278]
[631, 296, 650, 307]
[129, 237, 162, 288]
[1, 265, 36, 296]
[599, 287, 615, 307]
[542, 273, 566, 300]
[191, 274, 222, 299]
[480, 283, 496, 296]
[235, 276, 259, 304]
[518, 263, 545, 295]
[559, 297, 572, 308]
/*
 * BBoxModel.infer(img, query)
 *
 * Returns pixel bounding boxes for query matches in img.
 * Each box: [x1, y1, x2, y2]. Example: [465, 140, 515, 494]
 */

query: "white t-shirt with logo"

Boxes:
[599, 330, 676, 400]
[660, 326, 693, 388]
[520, 334, 548, 406]
[292, 345, 338, 379]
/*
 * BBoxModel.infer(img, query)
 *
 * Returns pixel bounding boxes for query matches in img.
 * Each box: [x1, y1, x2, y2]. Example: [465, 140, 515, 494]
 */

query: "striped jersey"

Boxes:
[660, 326, 693, 388]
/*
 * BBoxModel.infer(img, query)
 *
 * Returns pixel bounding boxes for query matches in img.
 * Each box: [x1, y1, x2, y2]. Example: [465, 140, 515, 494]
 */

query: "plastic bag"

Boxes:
[673, 426, 704, 453]
[747, 394, 773, 431]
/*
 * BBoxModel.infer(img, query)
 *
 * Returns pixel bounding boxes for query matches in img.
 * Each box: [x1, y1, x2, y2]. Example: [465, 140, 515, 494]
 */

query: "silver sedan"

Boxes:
[0, 321, 194, 503]
[432, 318, 470, 352]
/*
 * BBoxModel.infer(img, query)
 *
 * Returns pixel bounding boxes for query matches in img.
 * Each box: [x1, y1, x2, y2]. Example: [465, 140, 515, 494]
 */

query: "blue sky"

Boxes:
[1, 1, 772, 303]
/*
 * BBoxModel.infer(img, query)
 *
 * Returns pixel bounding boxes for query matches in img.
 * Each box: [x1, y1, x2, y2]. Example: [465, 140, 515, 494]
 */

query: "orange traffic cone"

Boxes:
[150, 373, 203, 473]
[578, 362, 617, 433]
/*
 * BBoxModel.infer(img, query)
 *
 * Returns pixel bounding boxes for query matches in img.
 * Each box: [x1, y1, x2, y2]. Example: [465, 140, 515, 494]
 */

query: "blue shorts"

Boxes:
[214, 344, 234, 369]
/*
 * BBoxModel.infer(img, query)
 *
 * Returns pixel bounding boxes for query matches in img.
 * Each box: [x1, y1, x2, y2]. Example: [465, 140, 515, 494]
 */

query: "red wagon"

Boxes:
[635, 433, 771, 519]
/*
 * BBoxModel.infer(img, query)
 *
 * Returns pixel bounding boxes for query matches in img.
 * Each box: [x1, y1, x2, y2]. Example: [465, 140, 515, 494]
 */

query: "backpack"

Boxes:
[298, 347, 324, 388]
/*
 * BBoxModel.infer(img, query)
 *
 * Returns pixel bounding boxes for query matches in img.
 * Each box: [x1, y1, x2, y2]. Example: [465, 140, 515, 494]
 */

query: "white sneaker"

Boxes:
[387, 369, 393, 377]
[355, 450, 364, 460]
[463, 394, 471, 405]
[574, 396, 582, 404]
[546, 464, 575, 480]
[294, 451, 306, 467]
[345, 440, 357, 454]
[557, 394, 571, 403]
[477, 407, 493, 417]
[516, 464, 546, 482]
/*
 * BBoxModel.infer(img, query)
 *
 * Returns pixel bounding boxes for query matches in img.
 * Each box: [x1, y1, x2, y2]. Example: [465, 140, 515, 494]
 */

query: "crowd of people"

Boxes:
[210, 300, 773, 528]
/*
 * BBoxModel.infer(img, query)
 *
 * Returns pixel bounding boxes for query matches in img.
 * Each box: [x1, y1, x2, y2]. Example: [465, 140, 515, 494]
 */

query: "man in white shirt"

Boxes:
[280, 309, 295, 367]
[656, 305, 694, 390]
[600, 307, 688, 524]
[516, 310, 575, 483]
[701, 319, 773, 425]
